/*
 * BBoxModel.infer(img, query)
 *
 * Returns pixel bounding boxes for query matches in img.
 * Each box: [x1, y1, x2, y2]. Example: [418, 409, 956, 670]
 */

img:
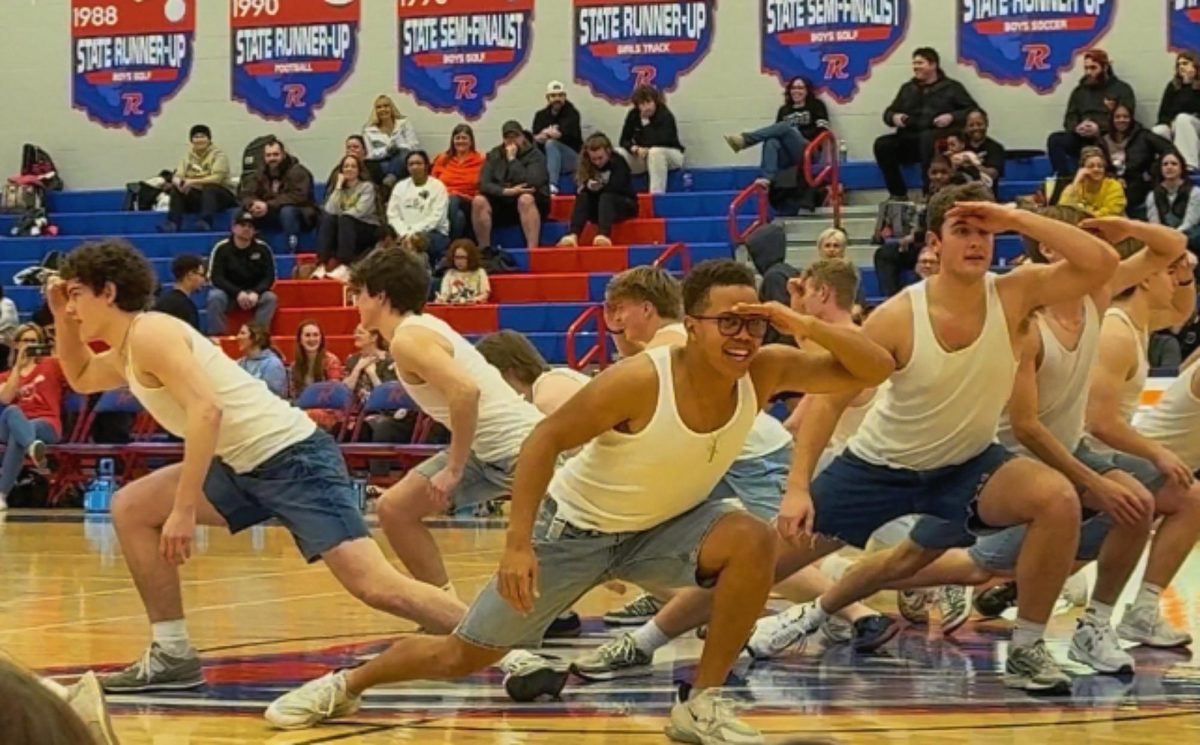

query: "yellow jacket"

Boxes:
[1059, 177, 1127, 217]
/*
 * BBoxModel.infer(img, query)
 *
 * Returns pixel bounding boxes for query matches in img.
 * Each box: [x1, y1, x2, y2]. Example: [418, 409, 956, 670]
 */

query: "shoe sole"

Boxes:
[1067, 647, 1134, 675]
[504, 666, 569, 703]
[602, 616, 654, 626]
[853, 620, 901, 653]
[267, 701, 362, 730]
[664, 723, 703, 744]
[1002, 674, 1071, 694]
[571, 663, 653, 682]
[1116, 630, 1193, 649]
[101, 677, 205, 694]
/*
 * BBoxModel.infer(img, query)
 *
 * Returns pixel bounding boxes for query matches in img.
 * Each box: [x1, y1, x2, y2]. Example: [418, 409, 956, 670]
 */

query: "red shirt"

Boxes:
[0, 358, 66, 436]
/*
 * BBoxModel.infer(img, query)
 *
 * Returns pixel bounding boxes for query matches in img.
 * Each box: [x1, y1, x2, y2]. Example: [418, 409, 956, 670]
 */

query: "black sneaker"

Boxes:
[544, 610, 582, 639]
[501, 652, 570, 703]
[852, 614, 900, 652]
[974, 582, 1018, 619]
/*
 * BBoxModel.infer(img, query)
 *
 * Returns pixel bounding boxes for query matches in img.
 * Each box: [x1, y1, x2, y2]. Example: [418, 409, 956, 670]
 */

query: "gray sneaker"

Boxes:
[1004, 640, 1070, 693]
[1069, 615, 1135, 675]
[100, 642, 204, 693]
[573, 634, 654, 681]
[65, 671, 118, 745]
[938, 586, 973, 636]
[603, 593, 664, 626]
[1116, 603, 1193, 649]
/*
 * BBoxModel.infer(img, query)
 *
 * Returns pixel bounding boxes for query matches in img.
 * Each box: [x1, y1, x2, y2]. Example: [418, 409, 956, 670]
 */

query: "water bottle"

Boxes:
[838, 141, 848, 163]
[287, 235, 299, 253]
[84, 458, 116, 513]
[352, 478, 368, 513]
[681, 171, 694, 192]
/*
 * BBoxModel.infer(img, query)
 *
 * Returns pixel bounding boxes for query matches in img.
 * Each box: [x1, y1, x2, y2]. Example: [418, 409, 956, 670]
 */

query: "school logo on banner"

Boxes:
[71, 0, 195, 135]
[574, 0, 715, 103]
[1169, 0, 1200, 53]
[958, 0, 1116, 93]
[397, 0, 534, 120]
[230, 0, 360, 128]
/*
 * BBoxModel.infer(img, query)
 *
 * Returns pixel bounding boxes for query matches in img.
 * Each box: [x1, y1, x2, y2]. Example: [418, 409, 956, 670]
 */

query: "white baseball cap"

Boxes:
[546, 81, 566, 95]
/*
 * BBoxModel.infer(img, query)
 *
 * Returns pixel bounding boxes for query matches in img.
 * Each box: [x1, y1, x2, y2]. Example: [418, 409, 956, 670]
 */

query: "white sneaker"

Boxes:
[499, 650, 569, 702]
[573, 634, 654, 681]
[265, 671, 361, 729]
[329, 265, 351, 283]
[1069, 615, 1135, 674]
[65, 671, 119, 745]
[0, 494, 7, 511]
[1117, 603, 1193, 648]
[898, 589, 931, 624]
[744, 601, 822, 660]
[666, 687, 764, 745]
[938, 585, 973, 636]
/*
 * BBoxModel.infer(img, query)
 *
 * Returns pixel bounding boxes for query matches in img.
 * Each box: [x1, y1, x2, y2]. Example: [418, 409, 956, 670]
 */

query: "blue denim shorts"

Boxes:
[204, 430, 368, 562]
[414, 449, 517, 509]
[455, 496, 741, 649]
[968, 512, 1113, 573]
[813, 444, 1016, 549]
[706, 445, 791, 521]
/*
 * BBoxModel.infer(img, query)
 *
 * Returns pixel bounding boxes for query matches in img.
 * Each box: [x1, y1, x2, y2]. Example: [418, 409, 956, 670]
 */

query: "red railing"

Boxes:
[565, 304, 609, 371]
[727, 181, 769, 246]
[804, 129, 843, 229]
[652, 241, 691, 272]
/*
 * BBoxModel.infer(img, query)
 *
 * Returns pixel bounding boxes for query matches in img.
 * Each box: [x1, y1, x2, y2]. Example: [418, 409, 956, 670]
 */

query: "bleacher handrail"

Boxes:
[803, 129, 843, 229]
[727, 181, 769, 247]
[652, 241, 691, 272]
[565, 303, 609, 371]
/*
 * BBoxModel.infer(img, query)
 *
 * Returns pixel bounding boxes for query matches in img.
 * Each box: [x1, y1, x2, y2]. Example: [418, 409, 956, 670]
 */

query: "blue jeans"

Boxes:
[206, 288, 278, 335]
[448, 195, 472, 239]
[372, 151, 409, 181]
[254, 205, 310, 249]
[0, 407, 58, 494]
[422, 231, 450, 267]
[743, 122, 808, 180]
[544, 140, 579, 191]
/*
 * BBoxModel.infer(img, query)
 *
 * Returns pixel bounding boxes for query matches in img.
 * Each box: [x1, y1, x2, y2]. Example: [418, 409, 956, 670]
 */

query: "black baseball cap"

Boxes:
[234, 211, 256, 226]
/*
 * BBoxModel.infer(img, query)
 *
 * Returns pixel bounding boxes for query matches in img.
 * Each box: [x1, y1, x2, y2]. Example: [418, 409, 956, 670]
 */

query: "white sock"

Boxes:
[152, 619, 191, 656]
[40, 677, 69, 700]
[1086, 599, 1114, 623]
[1132, 582, 1163, 614]
[630, 621, 671, 655]
[1012, 618, 1046, 648]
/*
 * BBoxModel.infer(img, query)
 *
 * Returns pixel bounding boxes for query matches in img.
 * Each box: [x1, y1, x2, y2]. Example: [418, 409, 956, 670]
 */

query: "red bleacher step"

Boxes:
[272, 304, 498, 337]
[273, 279, 348, 309]
[489, 273, 591, 303]
[528, 246, 628, 273]
[550, 193, 654, 222]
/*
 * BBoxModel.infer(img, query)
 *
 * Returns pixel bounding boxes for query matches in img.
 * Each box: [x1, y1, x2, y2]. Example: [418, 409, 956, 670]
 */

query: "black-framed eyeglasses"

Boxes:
[689, 314, 769, 338]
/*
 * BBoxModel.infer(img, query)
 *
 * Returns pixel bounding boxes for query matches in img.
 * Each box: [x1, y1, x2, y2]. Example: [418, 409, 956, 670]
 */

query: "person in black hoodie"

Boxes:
[1152, 52, 1200, 170]
[205, 212, 278, 335]
[557, 133, 637, 248]
[1046, 49, 1136, 177]
[472, 120, 550, 250]
[723, 76, 831, 190]
[153, 255, 206, 332]
[531, 81, 584, 195]
[616, 85, 685, 194]
[239, 138, 319, 252]
[1104, 103, 1178, 218]
[873, 47, 978, 198]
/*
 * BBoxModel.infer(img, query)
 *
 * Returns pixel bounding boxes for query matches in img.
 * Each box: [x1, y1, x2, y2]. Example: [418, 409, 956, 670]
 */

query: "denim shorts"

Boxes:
[414, 449, 518, 509]
[967, 512, 1113, 572]
[455, 496, 741, 649]
[706, 445, 791, 521]
[204, 430, 368, 563]
[812, 444, 1015, 549]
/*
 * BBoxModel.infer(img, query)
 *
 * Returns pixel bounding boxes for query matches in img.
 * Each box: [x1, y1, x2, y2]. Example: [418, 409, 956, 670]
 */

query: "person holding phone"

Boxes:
[0, 323, 65, 511]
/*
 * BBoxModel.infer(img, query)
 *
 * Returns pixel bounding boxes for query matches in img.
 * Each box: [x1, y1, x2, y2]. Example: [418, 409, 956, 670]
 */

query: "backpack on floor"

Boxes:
[20, 143, 62, 192]
[480, 245, 519, 274]
[872, 200, 919, 244]
[0, 182, 43, 214]
[240, 135, 276, 190]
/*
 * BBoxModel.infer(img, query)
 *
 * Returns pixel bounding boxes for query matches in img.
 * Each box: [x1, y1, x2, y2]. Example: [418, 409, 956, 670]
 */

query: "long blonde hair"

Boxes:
[576, 133, 615, 187]
[367, 95, 403, 130]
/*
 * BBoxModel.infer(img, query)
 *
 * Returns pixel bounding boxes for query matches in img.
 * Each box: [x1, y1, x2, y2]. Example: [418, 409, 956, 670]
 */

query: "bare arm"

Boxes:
[1098, 218, 1188, 297]
[1151, 262, 1196, 332]
[1086, 320, 1161, 462]
[392, 327, 479, 475]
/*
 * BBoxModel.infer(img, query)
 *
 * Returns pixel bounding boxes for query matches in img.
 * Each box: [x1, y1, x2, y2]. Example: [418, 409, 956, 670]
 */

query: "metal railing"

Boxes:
[565, 304, 609, 371]
[652, 241, 691, 271]
[727, 180, 769, 246]
[804, 129, 843, 229]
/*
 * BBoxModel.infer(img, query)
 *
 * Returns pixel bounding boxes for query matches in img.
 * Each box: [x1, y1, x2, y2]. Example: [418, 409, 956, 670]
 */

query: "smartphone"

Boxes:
[25, 343, 53, 358]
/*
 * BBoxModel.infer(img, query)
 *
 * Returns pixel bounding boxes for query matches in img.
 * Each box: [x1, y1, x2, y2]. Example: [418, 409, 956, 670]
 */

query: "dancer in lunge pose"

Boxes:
[744, 183, 1122, 693]
[266, 259, 893, 744]
[48, 240, 467, 695]
[476, 329, 591, 416]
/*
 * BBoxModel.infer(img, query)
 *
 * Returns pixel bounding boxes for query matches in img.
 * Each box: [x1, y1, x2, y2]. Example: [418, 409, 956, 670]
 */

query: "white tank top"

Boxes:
[828, 387, 880, 455]
[1136, 361, 1200, 471]
[851, 275, 1016, 469]
[124, 314, 316, 474]
[397, 314, 542, 462]
[740, 412, 792, 459]
[531, 367, 591, 400]
[550, 345, 759, 532]
[1087, 307, 1148, 456]
[997, 298, 1101, 454]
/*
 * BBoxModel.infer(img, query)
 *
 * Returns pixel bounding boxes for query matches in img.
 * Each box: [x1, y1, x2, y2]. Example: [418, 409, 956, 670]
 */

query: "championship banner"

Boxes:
[72, 0, 195, 135]
[1169, 0, 1200, 53]
[574, 0, 716, 103]
[958, 0, 1116, 94]
[398, 0, 534, 120]
[231, 0, 360, 128]
[761, 0, 909, 103]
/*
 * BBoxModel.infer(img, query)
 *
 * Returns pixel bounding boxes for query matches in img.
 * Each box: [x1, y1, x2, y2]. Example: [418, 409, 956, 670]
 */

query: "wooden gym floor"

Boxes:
[2, 511, 1199, 744]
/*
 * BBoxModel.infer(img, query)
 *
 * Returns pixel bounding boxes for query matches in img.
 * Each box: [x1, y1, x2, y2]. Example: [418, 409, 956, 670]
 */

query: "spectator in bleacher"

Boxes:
[387, 150, 451, 267]
[343, 324, 395, 406]
[960, 109, 1006, 187]
[1104, 103, 1177, 217]
[325, 135, 381, 194]
[1046, 49, 1136, 177]
[206, 212, 278, 334]
[616, 85, 685, 195]
[916, 247, 940, 279]
[0, 286, 19, 371]
[364, 95, 420, 186]
[532, 81, 584, 194]
[432, 124, 485, 240]
[160, 124, 238, 233]
[0, 324, 64, 511]
[473, 120, 550, 250]
[239, 138, 319, 252]
[153, 254, 206, 332]
[291, 320, 344, 429]
[1153, 52, 1200, 171]
[816, 226, 848, 259]
[873, 155, 955, 297]
[558, 133, 637, 248]
[316, 154, 382, 282]
[235, 321, 287, 398]
[874, 47, 978, 199]
[1147, 152, 1200, 255]
[724, 76, 831, 191]
[1058, 146, 1127, 217]
[435, 239, 491, 304]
